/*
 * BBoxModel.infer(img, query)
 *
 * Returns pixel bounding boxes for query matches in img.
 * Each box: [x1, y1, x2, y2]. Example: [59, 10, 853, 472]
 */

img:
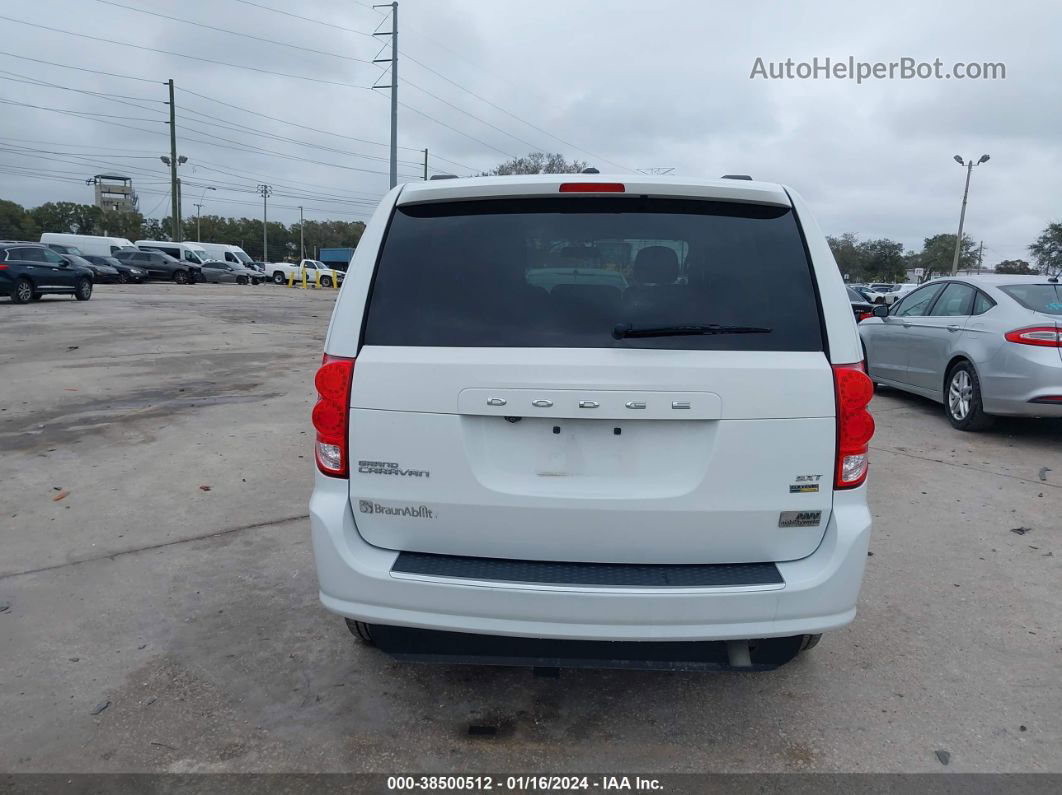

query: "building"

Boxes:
[90, 175, 138, 214]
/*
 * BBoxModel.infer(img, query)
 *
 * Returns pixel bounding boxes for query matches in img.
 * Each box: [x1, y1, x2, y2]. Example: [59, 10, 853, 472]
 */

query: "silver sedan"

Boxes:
[859, 274, 1062, 430]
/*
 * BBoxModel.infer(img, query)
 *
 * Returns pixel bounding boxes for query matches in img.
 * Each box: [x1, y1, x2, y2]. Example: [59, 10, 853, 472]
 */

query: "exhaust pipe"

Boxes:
[726, 640, 752, 668]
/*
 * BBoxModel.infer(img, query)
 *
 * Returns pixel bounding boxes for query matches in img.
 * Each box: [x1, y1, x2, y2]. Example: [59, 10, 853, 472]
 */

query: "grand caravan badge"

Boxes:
[357, 460, 430, 478]
[359, 500, 435, 519]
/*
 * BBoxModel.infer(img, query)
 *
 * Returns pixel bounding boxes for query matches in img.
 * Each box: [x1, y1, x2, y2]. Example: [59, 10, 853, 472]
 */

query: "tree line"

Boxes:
[4, 151, 1062, 275]
[0, 198, 365, 262]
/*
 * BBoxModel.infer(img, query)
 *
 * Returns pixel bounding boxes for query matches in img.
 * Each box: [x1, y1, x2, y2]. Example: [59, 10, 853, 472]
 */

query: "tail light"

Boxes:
[312, 354, 355, 477]
[833, 362, 875, 489]
[1004, 326, 1062, 347]
[558, 183, 625, 192]
[857, 311, 873, 323]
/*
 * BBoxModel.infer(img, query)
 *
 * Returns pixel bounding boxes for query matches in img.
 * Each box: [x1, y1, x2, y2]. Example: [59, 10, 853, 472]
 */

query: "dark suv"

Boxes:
[0, 242, 94, 303]
[114, 249, 201, 284]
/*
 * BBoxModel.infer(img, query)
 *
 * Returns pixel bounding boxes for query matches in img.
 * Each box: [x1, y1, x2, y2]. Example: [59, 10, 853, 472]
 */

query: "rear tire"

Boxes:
[945, 361, 994, 431]
[799, 634, 822, 652]
[272, 271, 286, 284]
[173, 269, 189, 285]
[74, 278, 92, 301]
[12, 277, 33, 304]
[344, 619, 376, 645]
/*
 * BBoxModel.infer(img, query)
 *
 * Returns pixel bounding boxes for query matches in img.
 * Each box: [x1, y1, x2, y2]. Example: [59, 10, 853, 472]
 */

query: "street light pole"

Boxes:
[950, 154, 990, 275]
[195, 185, 215, 242]
[299, 205, 305, 261]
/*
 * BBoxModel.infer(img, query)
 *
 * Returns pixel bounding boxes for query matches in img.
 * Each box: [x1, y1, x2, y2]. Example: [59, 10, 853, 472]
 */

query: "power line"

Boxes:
[94, 0, 376, 66]
[0, 97, 163, 122]
[0, 69, 165, 106]
[0, 50, 162, 84]
[220, 0, 628, 170]
[229, 0, 378, 41]
[0, 15, 375, 91]
[176, 87, 474, 171]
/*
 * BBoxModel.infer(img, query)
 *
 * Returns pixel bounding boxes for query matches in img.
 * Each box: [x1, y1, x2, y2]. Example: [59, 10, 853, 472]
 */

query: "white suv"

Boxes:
[309, 174, 875, 671]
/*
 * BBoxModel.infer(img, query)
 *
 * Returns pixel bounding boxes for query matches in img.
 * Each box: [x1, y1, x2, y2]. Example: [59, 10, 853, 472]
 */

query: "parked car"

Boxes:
[849, 284, 884, 304]
[860, 275, 1062, 430]
[847, 287, 874, 322]
[880, 282, 920, 305]
[868, 283, 896, 294]
[269, 259, 344, 287]
[61, 253, 119, 283]
[113, 249, 201, 284]
[200, 260, 261, 285]
[40, 233, 137, 258]
[83, 254, 147, 283]
[308, 174, 875, 671]
[1, 241, 93, 303]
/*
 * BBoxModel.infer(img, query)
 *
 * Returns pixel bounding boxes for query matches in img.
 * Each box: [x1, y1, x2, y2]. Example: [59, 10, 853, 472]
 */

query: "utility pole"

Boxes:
[176, 178, 183, 241]
[423, 148, 428, 180]
[977, 240, 984, 272]
[299, 205, 305, 260]
[194, 203, 203, 242]
[167, 79, 179, 242]
[950, 154, 990, 275]
[257, 184, 272, 262]
[373, 2, 398, 188]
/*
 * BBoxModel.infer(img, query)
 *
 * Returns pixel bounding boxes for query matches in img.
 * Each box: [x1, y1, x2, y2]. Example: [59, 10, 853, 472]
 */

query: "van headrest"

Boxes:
[633, 246, 679, 285]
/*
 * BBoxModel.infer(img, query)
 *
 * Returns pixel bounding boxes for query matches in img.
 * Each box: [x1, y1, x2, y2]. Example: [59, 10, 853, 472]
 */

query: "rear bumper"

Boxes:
[981, 345, 1062, 416]
[310, 475, 872, 642]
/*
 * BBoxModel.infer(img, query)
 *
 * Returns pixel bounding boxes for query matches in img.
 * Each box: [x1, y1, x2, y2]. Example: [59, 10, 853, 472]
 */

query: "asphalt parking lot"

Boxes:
[1, 283, 1060, 774]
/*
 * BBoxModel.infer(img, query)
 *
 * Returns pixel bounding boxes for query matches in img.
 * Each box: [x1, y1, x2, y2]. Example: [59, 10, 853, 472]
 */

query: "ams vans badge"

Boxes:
[778, 510, 822, 528]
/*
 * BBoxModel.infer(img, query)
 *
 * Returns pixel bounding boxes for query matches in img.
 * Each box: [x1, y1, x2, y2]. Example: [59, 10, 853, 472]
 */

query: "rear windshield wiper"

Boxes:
[612, 322, 772, 339]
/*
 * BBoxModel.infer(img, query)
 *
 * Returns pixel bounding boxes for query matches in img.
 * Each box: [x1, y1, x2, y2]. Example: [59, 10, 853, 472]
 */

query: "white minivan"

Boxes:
[39, 233, 137, 258]
[134, 240, 210, 266]
[309, 175, 875, 671]
[197, 242, 256, 269]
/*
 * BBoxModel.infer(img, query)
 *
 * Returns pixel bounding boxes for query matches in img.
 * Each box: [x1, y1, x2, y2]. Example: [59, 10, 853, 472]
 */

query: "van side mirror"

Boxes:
[872, 304, 889, 318]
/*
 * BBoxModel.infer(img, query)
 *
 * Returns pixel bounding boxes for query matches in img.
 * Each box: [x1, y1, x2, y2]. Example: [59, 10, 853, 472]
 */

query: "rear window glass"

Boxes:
[363, 198, 823, 351]
[1000, 284, 1062, 315]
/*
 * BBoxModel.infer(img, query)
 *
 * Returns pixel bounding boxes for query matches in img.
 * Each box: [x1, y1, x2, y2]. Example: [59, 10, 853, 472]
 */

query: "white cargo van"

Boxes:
[39, 233, 137, 258]
[309, 175, 875, 671]
[135, 240, 210, 266]
[197, 242, 256, 268]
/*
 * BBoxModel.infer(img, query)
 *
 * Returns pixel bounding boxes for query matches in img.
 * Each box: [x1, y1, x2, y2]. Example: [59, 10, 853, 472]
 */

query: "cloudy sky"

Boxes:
[0, 0, 1058, 263]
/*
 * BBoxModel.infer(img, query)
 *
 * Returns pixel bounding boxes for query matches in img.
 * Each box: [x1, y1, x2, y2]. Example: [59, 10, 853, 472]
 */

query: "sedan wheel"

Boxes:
[174, 270, 189, 285]
[237, 275, 248, 285]
[74, 278, 93, 301]
[118, 272, 130, 284]
[945, 362, 994, 431]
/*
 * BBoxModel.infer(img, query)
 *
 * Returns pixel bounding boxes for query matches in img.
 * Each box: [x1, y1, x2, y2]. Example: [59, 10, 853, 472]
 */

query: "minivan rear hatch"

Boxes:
[348, 193, 836, 565]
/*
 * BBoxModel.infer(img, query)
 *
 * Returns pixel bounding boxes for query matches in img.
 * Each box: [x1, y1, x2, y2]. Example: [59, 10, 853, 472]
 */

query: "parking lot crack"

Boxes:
[0, 513, 310, 581]
[871, 445, 1061, 489]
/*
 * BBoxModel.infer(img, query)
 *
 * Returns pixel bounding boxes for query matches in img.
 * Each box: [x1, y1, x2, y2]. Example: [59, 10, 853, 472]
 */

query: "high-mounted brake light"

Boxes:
[1004, 326, 1062, 347]
[312, 354, 355, 477]
[833, 362, 875, 489]
[558, 183, 625, 193]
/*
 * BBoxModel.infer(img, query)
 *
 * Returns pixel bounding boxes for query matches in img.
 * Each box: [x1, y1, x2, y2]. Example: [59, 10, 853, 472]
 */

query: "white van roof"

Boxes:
[396, 174, 793, 207]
